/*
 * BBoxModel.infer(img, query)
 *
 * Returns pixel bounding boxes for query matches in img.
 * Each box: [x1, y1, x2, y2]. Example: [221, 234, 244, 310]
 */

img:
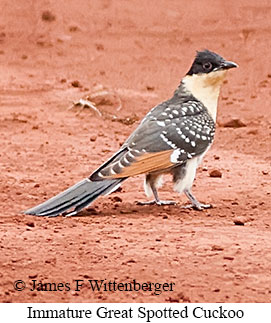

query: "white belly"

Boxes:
[173, 151, 207, 193]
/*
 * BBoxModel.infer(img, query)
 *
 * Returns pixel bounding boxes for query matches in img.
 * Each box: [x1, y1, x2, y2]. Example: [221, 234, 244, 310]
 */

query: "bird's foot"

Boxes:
[137, 200, 176, 206]
[181, 203, 212, 211]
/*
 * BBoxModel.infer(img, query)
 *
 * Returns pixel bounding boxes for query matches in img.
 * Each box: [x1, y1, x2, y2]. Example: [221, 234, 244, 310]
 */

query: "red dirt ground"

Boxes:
[0, 0, 271, 303]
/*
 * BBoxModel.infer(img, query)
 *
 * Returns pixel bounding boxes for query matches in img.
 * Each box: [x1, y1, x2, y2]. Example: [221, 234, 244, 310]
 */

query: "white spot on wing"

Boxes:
[176, 128, 183, 135]
[170, 149, 180, 163]
[157, 121, 165, 127]
[123, 156, 129, 164]
[118, 161, 124, 168]
[110, 168, 117, 175]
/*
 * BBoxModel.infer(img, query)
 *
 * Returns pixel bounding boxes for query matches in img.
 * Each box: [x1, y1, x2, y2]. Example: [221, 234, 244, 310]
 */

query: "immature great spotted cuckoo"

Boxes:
[25, 50, 238, 217]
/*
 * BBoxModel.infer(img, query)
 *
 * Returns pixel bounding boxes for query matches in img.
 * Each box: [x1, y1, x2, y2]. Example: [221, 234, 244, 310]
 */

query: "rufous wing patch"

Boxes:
[105, 150, 174, 178]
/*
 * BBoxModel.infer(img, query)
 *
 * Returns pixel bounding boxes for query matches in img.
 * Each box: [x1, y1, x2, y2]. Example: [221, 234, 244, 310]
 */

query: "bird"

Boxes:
[24, 49, 238, 217]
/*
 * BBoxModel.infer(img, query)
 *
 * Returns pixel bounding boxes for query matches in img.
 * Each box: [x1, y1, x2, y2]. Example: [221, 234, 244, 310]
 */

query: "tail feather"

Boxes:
[24, 178, 125, 217]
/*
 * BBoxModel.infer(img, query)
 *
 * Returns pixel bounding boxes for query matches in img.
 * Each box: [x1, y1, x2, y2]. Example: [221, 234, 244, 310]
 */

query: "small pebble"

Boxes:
[233, 218, 245, 226]
[209, 169, 222, 178]
[112, 196, 122, 202]
[69, 25, 79, 32]
[223, 256, 234, 260]
[41, 10, 56, 22]
[221, 119, 246, 128]
[211, 245, 224, 251]
[71, 80, 81, 88]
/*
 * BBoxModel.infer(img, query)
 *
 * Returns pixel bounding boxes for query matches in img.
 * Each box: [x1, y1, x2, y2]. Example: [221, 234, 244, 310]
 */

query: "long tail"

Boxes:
[24, 178, 126, 217]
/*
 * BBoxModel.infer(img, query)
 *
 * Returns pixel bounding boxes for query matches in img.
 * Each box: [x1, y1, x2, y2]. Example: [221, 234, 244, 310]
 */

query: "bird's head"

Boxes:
[182, 49, 238, 120]
[186, 49, 238, 78]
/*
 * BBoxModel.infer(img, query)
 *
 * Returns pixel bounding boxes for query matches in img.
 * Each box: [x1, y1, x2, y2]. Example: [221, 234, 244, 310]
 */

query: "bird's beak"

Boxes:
[221, 60, 238, 70]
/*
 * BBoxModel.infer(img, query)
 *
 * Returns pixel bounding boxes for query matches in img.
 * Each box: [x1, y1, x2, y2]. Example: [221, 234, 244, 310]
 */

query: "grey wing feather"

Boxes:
[124, 99, 215, 163]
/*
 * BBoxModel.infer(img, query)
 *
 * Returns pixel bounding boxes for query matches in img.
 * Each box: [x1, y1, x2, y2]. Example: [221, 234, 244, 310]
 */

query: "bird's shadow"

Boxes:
[65, 201, 187, 219]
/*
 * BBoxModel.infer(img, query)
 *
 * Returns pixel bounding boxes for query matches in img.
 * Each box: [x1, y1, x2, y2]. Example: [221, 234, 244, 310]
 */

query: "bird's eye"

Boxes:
[203, 62, 212, 71]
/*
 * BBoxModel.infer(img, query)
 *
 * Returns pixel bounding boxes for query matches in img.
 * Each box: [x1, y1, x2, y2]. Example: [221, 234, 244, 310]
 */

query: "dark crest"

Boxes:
[186, 50, 226, 75]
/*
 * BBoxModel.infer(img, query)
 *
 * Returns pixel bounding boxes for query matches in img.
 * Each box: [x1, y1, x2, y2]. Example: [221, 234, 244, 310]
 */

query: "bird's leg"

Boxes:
[182, 189, 212, 210]
[137, 174, 176, 206]
[151, 185, 176, 205]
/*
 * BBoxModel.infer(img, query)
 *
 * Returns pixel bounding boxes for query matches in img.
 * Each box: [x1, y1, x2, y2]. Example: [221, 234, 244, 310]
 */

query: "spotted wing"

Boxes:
[90, 99, 215, 180]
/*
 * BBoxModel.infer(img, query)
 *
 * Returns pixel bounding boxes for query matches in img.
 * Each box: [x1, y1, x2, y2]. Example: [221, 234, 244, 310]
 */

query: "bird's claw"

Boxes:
[181, 203, 212, 211]
[137, 200, 176, 206]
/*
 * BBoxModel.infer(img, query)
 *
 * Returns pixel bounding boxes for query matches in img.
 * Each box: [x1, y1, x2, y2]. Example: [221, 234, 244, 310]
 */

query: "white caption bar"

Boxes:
[1, 303, 269, 322]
